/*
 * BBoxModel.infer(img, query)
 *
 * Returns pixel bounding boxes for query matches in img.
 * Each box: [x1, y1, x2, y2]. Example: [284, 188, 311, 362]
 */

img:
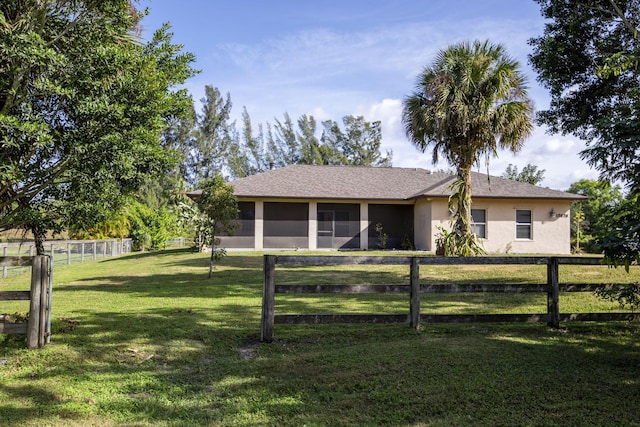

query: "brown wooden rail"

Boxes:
[260, 255, 637, 342]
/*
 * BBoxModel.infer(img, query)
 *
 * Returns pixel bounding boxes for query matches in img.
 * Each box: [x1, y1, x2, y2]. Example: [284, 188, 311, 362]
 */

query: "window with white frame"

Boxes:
[516, 209, 532, 239]
[471, 209, 486, 238]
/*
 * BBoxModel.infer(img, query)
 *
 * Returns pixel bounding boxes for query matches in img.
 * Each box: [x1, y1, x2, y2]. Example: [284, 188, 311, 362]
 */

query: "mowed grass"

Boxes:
[0, 249, 639, 426]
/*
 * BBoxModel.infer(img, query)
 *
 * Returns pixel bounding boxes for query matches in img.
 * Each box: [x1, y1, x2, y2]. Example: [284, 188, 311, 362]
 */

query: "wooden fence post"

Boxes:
[261, 255, 276, 343]
[39, 256, 48, 347]
[67, 243, 71, 265]
[2, 246, 6, 278]
[80, 242, 85, 262]
[45, 254, 52, 344]
[410, 257, 420, 330]
[547, 257, 560, 328]
[27, 256, 49, 349]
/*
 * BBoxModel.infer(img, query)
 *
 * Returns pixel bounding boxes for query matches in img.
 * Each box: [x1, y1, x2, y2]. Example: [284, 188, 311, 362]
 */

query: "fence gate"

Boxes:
[0, 256, 52, 349]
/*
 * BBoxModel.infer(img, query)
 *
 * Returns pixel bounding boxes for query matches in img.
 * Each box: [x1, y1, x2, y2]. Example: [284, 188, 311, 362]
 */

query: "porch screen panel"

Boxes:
[317, 203, 360, 249]
[264, 202, 309, 248]
[368, 204, 414, 249]
[219, 201, 255, 248]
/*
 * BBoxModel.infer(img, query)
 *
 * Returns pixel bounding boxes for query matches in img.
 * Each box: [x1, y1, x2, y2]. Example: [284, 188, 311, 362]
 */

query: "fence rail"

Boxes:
[0, 256, 51, 348]
[261, 255, 637, 342]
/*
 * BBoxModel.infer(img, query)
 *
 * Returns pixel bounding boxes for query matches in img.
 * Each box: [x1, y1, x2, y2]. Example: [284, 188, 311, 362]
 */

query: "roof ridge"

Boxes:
[284, 164, 430, 172]
[409, 174, 456, 199]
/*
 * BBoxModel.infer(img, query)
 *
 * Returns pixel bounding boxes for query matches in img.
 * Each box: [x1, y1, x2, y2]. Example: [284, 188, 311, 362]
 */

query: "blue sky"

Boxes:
[138, 0, 599, 190]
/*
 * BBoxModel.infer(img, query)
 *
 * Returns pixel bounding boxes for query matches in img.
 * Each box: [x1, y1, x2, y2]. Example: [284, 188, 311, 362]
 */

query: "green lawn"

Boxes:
[1, 249, 639, 426]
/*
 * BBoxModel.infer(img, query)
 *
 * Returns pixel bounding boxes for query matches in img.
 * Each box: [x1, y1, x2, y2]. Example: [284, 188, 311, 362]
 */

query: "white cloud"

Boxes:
[532, 136, 582, 156]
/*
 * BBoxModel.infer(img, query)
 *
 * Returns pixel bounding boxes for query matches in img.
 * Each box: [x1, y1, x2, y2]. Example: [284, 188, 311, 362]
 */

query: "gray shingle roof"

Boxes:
[188, 165, 585, 201]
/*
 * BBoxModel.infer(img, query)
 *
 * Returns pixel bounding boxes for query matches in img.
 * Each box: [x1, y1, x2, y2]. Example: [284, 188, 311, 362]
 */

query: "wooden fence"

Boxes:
[0, 256, 51, 348]
[261, 255, 638, 342]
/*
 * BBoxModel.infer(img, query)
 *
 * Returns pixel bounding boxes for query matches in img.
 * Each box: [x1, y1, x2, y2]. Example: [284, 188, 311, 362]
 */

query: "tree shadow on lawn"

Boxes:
[99, 248, 264, 270]
[98, 247, 196, 262]
[57, 271, 262, 300]
[3, 315, 639, 426]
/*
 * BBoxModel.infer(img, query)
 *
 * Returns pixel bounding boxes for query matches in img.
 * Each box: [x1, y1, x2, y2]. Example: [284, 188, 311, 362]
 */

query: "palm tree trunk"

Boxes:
[453, 166, 473, 239]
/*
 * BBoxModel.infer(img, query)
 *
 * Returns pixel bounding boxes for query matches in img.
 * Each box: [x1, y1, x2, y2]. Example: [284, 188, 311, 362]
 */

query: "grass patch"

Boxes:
[0, 249, 639, 426]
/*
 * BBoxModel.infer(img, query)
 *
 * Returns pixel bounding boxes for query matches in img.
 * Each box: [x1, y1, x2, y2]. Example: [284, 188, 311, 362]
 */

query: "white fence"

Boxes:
[0, 239, 133, 278]
[0, 237, 191, 278]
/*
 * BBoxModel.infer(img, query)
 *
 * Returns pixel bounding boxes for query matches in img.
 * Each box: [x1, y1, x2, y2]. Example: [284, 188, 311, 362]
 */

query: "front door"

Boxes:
[317, 210, 334, 248]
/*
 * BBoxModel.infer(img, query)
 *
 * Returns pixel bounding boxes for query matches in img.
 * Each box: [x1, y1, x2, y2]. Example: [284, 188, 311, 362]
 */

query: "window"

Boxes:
[471, 209, 486, 238]
[516, 210, 532, 239]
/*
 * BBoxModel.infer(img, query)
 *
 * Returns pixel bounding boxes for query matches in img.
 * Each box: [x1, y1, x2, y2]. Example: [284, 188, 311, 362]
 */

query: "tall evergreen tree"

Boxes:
[162, 103, 197, 182]
[188, 85, 232, 185]
[272, 113, 300, 166]
[322, 116, 392, 167]
[502, 163, 545, 185]
[297, 114, 325, 165]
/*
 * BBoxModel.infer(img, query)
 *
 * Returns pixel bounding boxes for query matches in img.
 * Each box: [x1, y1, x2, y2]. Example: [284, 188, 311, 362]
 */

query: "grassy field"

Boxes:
[1, 249, 639, 426]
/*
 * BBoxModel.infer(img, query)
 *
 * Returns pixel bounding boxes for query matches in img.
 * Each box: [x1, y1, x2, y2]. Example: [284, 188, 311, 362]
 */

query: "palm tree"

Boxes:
[403, 40, 533, 255]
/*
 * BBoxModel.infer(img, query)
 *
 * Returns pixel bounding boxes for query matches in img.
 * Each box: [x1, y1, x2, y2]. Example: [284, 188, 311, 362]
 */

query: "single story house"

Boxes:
[189, 165, 586, 254]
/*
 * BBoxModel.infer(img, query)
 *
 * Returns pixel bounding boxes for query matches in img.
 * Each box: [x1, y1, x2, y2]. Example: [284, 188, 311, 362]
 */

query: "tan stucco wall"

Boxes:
[417, 198, 572, 254]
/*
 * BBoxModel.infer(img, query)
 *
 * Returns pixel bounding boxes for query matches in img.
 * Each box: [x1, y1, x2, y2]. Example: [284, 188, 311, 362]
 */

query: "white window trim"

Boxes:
[471, 208, 487, 240]
[515, 208, 533, 240]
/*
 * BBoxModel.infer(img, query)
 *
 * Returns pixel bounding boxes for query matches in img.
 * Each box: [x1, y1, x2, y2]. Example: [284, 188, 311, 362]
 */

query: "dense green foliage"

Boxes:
[567, 179, 625, 253]
[127, 201, 176, 251]
[530, 0, 640, 195]
[0, 1, 197, 253]
[599, 194, 640, 270]
[403, 40, 533, 255]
